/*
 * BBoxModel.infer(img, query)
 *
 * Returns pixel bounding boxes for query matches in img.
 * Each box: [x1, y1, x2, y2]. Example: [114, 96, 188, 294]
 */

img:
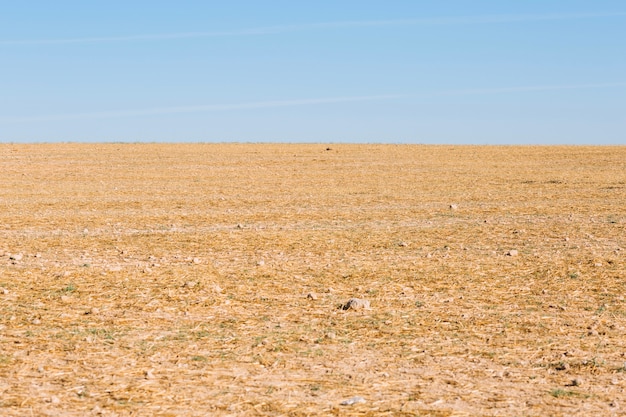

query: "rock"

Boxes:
[340, 396, 366, 406]
[449, 204, 458, 210]
[567, 378, 583, 387]
[9, 253, 23, 261]
[256, 260, 265, 266]
[60, 295, 71, 304]
[342, 298, 370, 310]
[192, 257, 201, 264]
[306, 292, 318, 300]
[507, 250, 519, 256]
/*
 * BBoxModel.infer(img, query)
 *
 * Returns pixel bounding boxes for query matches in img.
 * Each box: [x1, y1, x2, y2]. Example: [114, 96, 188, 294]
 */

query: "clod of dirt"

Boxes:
[340, 396, 366, 406]
[306, 292, 318, 300]
[566, 378, 583, 387]
[342, 298, 370, 310]
[507, 250, 519, 256]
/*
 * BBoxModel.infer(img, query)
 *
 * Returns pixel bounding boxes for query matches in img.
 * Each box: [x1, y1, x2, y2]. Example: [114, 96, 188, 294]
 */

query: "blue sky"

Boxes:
[1, 1, 624, 144]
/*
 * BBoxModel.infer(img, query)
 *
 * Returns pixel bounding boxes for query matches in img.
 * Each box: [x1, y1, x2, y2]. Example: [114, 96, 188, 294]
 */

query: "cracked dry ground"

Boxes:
[0, 144, 625, 416]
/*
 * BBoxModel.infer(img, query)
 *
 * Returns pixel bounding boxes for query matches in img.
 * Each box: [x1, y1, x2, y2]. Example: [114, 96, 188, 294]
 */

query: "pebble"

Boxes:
[342, 298, 371, 310]
[507, 250, 519, 256]
[306, 292, 318, 300]
[9, 253, 23, 261]
[256, 260, 265, 266]
[340, 396, 366, 406]
[449, 204, 458, 210]
[60, 295, 71, 304]
[193, 257, 201, 264]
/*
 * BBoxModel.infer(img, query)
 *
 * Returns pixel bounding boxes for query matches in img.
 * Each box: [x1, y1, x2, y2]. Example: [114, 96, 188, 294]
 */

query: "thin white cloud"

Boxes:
[432, 82, 626, 96]
[0, 95, 405, 123]
[2, 82, 625, 124]
[1, 12, 625, 45]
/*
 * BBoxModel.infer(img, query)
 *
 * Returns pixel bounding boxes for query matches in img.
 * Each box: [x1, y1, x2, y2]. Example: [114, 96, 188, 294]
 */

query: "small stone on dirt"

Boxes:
[306, 292, 318, 300]
[342, 298, 370, 310]
[449, 204, 458, 210]
[340, 396, 366, 406]
[60, 295, 71, 304]
[9, 253, 23, 261]
[507, 250, 519, 256]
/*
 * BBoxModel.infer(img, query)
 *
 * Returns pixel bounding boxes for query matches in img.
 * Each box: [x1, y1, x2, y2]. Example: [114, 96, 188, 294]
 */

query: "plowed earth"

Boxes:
[0, 144, 625, 416]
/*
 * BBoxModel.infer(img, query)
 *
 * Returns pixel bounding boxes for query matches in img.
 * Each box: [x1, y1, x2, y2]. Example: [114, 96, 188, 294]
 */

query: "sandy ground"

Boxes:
[0, 143, 625, 416]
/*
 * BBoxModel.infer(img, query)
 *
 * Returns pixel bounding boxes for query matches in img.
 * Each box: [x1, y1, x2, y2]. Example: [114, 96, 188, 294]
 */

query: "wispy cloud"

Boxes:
[1, 12, 625, 45]
[0, 95, 405, 123]
[2, 82, 625, 124]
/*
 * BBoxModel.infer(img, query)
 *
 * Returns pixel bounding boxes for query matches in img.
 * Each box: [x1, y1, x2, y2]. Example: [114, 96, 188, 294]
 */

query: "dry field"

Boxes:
[0, 143, 625, 416]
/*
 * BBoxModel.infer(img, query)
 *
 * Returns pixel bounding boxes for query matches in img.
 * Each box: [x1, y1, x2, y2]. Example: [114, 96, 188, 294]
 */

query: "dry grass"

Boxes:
[0, 143, 625, 416]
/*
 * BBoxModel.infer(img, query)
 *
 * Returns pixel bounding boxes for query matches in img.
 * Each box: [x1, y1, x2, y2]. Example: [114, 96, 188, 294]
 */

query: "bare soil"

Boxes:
[0, 144, 625, 416]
